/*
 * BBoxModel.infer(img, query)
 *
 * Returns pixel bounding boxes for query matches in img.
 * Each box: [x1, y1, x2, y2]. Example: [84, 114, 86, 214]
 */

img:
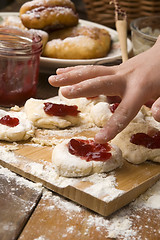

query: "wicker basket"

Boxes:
[82, 0, 160, 29]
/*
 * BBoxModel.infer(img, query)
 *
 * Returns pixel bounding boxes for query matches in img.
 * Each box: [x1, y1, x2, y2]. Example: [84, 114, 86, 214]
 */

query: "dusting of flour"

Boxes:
[0, 144, 160, 240]
[0, 145, 124, 202]
[38, 183, 160, 240]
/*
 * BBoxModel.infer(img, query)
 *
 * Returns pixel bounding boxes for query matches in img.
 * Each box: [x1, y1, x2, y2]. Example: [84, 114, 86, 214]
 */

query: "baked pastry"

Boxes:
[19, 0, 79, 31]
[1, 16, 27, 30]
[43, 24, 111, 59]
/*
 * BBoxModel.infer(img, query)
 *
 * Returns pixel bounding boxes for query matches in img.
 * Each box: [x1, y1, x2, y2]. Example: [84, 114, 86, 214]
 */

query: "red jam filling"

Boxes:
[0, 51, 40, 107]
[0, 115, 19, 127]
[130, 131, 160, 149]
[44, 102, 80, 117]
[68, 138, 112, 162]
[109, 103, 119, 113]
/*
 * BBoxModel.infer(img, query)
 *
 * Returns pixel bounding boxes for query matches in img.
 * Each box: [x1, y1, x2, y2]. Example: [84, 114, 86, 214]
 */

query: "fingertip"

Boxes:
[48, 75, 54, 85]
[94, 131, 109, 144]
[56, 68, 65, 74]
[60, 86, 73, 98]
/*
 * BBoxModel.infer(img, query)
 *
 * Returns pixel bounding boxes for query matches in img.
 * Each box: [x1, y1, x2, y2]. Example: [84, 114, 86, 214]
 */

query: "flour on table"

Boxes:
[0, 109, 34, 142]
[41, 178, 160, 240]
[131, 179, 160, 209]
[0, 165, 42, 191]
[83, 174, 124, 201]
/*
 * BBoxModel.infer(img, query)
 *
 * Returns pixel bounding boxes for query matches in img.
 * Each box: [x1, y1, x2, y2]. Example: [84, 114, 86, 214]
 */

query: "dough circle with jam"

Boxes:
[0, 109, 34, 142]
[112, 119, 160, 164]
[52, 138, 123, 177]
[24, 98, 81, 129]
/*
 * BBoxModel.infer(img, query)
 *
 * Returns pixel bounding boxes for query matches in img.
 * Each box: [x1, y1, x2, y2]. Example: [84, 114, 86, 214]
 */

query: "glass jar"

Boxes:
[130, 16, 160, 55]
[0, 27, 42, 107]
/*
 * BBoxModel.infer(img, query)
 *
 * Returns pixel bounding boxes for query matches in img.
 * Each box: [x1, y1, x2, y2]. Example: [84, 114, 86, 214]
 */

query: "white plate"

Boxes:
[0, 12, 133, 73]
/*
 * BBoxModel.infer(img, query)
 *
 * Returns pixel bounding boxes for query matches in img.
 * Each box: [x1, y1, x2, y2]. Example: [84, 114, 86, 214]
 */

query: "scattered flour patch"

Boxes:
[0, 146, 19, 164]
[131, 180, 160, 209]
[34, 236, 48, 240]
[42, 190, 82, 213]
[0, 166, 42, 191]
[82, 173, 124, 201]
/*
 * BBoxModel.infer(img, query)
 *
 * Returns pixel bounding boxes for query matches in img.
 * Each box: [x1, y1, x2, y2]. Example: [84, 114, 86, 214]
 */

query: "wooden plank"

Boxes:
[0, 143, 160, 217]
[18, 189, 160, 240]
[0, 166, 42, 240]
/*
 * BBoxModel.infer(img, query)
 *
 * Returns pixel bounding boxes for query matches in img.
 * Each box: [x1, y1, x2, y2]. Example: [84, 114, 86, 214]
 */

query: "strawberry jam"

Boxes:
[68, 139, 112, 162]
[130, 131, 160, 149]
[0, 115, 19, 127]
[44, 102, 80, 116]
[109, 103, 119, 113]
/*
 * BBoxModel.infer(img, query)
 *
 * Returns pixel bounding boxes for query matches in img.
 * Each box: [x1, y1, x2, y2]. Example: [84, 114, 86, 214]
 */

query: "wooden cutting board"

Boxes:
[0, 141, 160, 217]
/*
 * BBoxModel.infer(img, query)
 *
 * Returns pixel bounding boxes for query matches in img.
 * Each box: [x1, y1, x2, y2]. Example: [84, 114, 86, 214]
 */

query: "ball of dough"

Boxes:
[90, 102, 112, 127]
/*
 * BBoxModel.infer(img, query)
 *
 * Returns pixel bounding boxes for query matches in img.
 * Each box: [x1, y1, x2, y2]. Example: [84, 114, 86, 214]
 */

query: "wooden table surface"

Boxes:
[0, 1, 160, 240]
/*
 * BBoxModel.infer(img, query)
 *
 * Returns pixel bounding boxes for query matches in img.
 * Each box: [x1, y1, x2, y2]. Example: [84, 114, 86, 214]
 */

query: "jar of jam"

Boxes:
[0, 27, 42, 107]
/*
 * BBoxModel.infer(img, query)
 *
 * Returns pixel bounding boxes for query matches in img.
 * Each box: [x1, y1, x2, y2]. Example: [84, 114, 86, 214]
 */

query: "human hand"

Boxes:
[49, 36, 160, 143]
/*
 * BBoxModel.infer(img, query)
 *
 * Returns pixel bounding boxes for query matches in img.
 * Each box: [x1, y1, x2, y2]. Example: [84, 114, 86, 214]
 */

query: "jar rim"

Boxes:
[130, 16, 160, 43]
[0, 27, 42, 56]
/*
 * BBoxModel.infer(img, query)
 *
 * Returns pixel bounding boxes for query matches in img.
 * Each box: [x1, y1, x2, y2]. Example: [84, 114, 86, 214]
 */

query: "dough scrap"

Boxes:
[24, 97, 81, 129]
[0, 109, 34, 142]
[52, 138, 123, 177]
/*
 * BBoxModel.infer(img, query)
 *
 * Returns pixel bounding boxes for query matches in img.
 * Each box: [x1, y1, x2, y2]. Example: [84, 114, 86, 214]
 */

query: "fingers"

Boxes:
[56, 65, 85, 74]
[95, 90, 144, 143]
[151, 97, 160, 122]
[60, 74, 124, 99]
[48, 65, 116, 87]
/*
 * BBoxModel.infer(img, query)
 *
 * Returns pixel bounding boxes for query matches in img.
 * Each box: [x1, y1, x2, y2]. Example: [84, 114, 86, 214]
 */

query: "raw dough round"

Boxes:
[112, 118, 160, 164]
[24, 98, 81, 129]
[0, 109, 34, 142]
[52, 137, 123, 177]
